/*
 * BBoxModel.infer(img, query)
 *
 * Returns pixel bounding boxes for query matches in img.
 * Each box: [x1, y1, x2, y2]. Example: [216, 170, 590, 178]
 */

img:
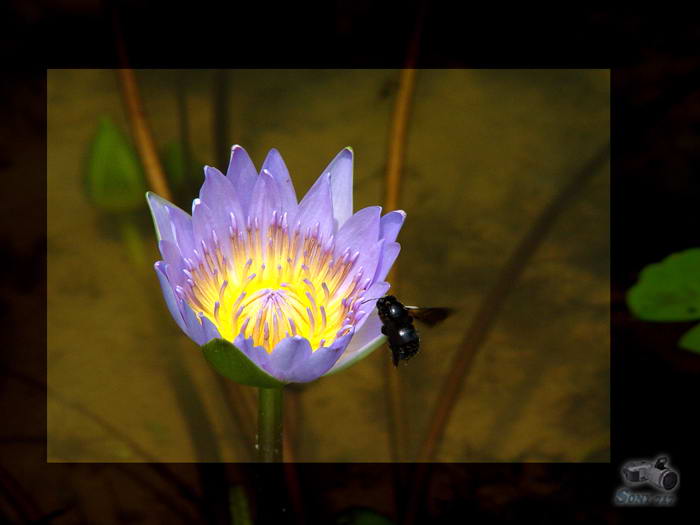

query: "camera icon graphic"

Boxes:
[621, 456, 679, 492]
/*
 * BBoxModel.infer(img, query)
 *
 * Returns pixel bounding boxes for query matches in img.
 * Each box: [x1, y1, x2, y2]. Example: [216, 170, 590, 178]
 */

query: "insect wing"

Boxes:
[404, 306, 453, 326]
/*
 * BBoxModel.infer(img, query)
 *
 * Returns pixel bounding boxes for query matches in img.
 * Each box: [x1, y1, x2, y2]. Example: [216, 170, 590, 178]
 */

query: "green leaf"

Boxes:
[679, 324, 700, 353]
[627, 248, 700, 321]
[202, 339, 284, 388]
[85, 117, 146, 212]
[335, 508, 395, 525]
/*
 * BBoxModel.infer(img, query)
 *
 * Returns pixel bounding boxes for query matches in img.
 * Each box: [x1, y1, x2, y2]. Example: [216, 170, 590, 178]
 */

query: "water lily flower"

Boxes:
[147, 146, 405, 386]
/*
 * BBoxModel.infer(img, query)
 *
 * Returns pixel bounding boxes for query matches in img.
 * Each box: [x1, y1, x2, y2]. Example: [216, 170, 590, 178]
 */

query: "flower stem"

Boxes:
[258, 387, 284, 462]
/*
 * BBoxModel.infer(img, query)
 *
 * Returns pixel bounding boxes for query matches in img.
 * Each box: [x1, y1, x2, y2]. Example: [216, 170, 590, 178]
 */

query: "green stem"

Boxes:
[258, 387, 283, 462]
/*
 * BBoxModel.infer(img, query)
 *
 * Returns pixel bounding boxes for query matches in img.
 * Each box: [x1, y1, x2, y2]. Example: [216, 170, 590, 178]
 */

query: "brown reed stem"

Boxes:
[116, 68, 173, 202]
[382, 16, 425, 463]
[381, 0, 425, 463]
[382, 68, 416, 463]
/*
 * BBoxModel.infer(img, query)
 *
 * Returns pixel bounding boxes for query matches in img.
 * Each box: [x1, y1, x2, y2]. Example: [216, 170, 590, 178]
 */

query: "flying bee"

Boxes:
[372, 295, 453, 366]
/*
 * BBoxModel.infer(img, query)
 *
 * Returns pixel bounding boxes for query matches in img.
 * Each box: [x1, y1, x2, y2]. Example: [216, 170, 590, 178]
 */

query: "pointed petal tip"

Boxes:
[203, 165, 224, 180]
[146, 191, 177, 208]
[228, 145, 252, 165]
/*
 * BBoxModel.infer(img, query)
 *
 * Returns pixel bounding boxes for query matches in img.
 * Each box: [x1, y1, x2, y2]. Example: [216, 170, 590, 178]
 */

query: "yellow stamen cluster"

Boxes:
[175, 210, 370, 353]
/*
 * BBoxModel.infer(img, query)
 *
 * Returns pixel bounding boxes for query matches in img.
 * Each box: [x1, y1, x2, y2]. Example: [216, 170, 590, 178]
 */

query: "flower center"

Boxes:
[175, 211, 369, 352]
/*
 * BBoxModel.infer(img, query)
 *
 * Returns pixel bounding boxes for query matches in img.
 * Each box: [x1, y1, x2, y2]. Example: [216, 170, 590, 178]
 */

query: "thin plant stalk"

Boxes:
[116, 68, 172, 201]
[382, 67, 417, 463]
[382, 1, 425, 465]
[258, 387, 284, 462]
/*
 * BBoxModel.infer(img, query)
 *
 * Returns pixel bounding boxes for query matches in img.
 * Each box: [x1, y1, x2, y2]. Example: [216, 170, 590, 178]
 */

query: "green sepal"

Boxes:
[679, 324, 700, 353]
[202, 338, 284, 388]
[627, 248, 700, 322]
[85, 116, 146, 212]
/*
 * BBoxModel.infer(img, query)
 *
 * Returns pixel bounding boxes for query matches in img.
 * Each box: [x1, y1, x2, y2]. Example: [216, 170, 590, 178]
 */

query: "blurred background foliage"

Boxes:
[2, 1, 698, 521]
[47, 69, 609, 463]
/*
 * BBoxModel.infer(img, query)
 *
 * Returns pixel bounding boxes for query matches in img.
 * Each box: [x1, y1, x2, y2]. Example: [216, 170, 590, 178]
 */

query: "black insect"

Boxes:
[375, 295, 453, 366]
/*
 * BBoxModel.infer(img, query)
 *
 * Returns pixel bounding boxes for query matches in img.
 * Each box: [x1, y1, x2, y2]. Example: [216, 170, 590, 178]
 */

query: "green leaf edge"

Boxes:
[679, 323, 700, 354]
[626, 248, 700, 322]
[202, 338, 284, 388]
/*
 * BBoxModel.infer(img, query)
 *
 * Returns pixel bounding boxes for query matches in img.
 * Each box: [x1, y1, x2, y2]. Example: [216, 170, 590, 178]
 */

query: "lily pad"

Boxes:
[627, 248, 700, 321]
[202, 339, 284, 388]
[679, 324, 700, 353]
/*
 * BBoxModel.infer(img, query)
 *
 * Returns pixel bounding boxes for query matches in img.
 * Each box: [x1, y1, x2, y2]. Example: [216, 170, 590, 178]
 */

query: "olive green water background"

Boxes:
[47, 69, 609, 462]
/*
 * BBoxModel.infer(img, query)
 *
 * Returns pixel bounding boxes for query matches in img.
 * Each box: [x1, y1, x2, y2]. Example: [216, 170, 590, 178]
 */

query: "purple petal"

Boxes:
[146, 192, 195, 257]
[374, 241, 400, 282]
[296, 173, 335, 243]
[158, 240, 187, 289]
[379, 210, 406, 243]
[359, 281, 391, 316]
[248, 169, 281, 232]
[200, 315, 222, 344]
[353, 280, 390, 331]
[291, 330, 354, 382]
[226, 145, 258, 215]
[234, 334, 272, 372]
[261, 149, 298, 216]
[199, 166, 244, 253]
[332, 206, 382, 293]
[334, 206, 381, 253]
[191, 198, 217, 247]
[154, 261, 187, 334]
[336, 239, 383, 298]
[179, 299, 208, 345]
[326, 312, 385, 375]
[266, 336, 313, 382]
[321, 147, 354, 229]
